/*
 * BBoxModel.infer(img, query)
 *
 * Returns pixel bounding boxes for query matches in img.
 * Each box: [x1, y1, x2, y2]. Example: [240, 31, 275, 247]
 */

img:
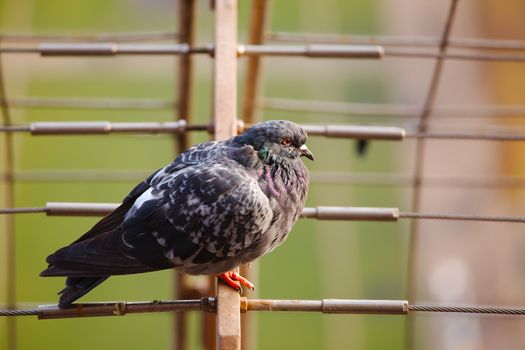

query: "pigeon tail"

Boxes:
[58, 276, 109, 309]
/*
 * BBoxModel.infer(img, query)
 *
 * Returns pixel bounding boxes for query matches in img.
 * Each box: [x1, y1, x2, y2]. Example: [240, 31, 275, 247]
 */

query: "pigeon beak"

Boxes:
[299, 144, 314, 161]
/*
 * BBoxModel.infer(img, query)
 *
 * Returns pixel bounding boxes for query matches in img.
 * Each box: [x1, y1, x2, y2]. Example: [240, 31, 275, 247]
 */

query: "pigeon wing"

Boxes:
[69, 160, 189, 245]
[41, 162, 189, 276]
[120, 161, 274, 273]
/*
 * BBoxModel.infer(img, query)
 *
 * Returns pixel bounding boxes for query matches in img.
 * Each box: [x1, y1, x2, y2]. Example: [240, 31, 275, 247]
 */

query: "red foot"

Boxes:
[217, 271, 255, 293]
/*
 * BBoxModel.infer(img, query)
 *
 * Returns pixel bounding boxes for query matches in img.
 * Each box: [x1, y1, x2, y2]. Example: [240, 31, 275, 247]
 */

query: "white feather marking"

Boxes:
[133, 187, 156, 209]
[152, 231, 167, 247]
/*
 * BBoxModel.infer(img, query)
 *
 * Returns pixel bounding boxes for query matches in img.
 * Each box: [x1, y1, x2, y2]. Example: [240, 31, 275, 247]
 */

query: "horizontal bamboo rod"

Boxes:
[3, 121, 525, 142]
[38, 298, 215, 319]
[238, 44, 384, 58]
[10, 114, 525, 143]
[44, 203, 402, 220]
[301, 206, 399, 221]
[28, 120, 190, 135]
[2, 121, 407, 140]
[4, 298, 525, 318]
[3, 43, 384, 59]
[3, 43, 525, 62]
[39, 43, 203, 56]
[45, 202, 119, 216]
[301, 124, 405, 140]
[240, 298, 408, 314]
[41, 43, 384, 58]
[3, 203, 524, 223]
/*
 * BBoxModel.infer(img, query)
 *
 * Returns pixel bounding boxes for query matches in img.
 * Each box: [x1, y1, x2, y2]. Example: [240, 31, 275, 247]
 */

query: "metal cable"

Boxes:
[267, 32, 525, 51]
[310, 171, 525, 189]
[0, 125, 30, 132]
[399, 212, 525, 223]
[409, 304, 525, 315]
[0, 207, 46, 214]
[7, 95, 525, 118]
[262, 97, 525, 118]
[406, 131, 525, 141]
[0, 309, 38, 317]
[384, 50, 525, 62]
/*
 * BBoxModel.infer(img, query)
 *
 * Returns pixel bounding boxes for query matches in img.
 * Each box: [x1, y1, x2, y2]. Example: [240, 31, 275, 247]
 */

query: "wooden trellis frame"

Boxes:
[1, 0, 525, 350]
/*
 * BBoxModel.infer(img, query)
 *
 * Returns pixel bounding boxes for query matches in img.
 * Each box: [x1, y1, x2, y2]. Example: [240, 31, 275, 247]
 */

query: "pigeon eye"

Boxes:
[281, 138, 292, 145]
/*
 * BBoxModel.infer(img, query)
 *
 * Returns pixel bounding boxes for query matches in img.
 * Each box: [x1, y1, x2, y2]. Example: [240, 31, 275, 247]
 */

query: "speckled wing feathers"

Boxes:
[121, 159, 273, 274]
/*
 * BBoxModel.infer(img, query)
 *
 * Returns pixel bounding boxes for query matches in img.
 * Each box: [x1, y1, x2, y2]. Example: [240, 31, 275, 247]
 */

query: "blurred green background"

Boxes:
[0, 1, 409, 349]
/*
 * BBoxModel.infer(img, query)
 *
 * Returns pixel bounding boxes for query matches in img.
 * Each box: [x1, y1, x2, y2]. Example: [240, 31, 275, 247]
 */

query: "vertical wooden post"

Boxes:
[213, 0, 240, 350]
[174, 1, 197, 350]
[176, 0, 197, 152]
[213, 0, 238, 141]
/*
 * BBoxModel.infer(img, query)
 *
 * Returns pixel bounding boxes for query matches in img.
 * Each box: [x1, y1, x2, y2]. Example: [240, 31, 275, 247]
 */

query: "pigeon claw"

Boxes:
[217, 271, 255, 293]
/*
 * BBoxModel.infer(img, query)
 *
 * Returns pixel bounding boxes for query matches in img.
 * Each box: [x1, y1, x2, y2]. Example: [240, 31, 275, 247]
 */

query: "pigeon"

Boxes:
[40, 120, 314, 308]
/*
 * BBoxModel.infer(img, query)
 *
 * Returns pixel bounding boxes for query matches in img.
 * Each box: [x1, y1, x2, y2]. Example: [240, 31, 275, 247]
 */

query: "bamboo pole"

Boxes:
[213, 1, 241, 349]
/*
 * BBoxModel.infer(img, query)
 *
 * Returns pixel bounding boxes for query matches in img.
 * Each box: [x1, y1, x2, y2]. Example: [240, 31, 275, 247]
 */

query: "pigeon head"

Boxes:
[238, 120, 314, 163]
